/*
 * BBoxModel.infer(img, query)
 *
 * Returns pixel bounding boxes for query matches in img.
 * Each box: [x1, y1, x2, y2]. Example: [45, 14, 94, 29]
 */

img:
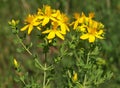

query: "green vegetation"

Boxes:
[0, 0, 120, 88]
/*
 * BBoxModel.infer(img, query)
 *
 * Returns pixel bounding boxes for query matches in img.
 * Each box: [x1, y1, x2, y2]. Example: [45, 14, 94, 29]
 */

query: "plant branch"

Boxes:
[16, 34, 32, 56]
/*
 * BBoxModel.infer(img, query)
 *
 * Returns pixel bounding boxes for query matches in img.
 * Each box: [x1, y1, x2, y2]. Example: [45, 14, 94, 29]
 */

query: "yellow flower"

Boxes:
[72, 12, 86, 29]
[37, 5, 70, 35]
[42, 22, 65, 40]
[59, 15, 69, 34]
[39, 5, 57, 26]
[42, 5, 52, 26]
[53, 10, 69, 34]
[14, 58, 19, 68]
[21, 14, 40, 34]
[72, 72, 78, 82]
[80, 20, 104, 42]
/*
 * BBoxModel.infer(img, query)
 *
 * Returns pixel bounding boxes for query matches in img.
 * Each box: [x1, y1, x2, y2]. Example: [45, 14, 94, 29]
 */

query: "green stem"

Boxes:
[44, 51, 47, 63]
[43, 64, 47, 88]
[74, 50, 80, 62]
[83, 52, 90, 88]
[16, 34, 32, 56]
[43, 39, 49, 88]
[83, 74, 87, 88]
[20, 77, 26, 86]
[86, 52, 90, 64]
[22, 80, 26, 86]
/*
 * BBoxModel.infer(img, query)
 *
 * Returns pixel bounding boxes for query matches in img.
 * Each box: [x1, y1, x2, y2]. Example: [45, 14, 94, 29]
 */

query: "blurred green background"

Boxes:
[0, 0, 120, 88]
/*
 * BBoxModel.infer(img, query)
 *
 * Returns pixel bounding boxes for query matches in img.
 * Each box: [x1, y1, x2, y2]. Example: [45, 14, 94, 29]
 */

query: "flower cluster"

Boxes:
[72, 12, 104, 42]
[21, 5, 69, 40]
[20, 5, 104, 43]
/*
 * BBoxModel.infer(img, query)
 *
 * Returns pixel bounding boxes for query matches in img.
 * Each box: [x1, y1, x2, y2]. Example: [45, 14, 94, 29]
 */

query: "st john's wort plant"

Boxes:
[9, 5, 112, 88]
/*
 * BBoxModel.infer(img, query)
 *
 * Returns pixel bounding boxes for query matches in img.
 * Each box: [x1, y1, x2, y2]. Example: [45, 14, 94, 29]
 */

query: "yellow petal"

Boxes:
[60, 24, 66, 34]
[74, 13, 80, 19]
[45, 5, 51, 15]
[50, 17, 57, 22]
[37, 26, 41, 30]
[99, 23, 104, 28]
[21, 25, 29, 31]
[78, 18, 84, 23]
[98, 30, 103, 35]
[89, 35, 95, 42]
[33, 22, 40, 26]
[55, 31, 64, 40]
[47, 31, 55, 39]
[89, 12, 95, 18]
[96, 35, 103, 39]
[73, 21, 79, 29]
[42, 17, 49, 26]
[80, 34, 89, 39]
[37, 15, 44, 19]
[65, 25, 70, 31]
[42, 30, 51, 34]
[93, 21, 98, 28]
[37, 8, 43, 15]
[28, 25, 33, 34]
[78, 25, 86, 32]
[69, 22, 74, 26]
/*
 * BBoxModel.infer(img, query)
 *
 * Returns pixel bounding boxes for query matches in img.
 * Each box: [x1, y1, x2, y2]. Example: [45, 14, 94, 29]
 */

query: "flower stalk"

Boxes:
[43, 64, 47, 88]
